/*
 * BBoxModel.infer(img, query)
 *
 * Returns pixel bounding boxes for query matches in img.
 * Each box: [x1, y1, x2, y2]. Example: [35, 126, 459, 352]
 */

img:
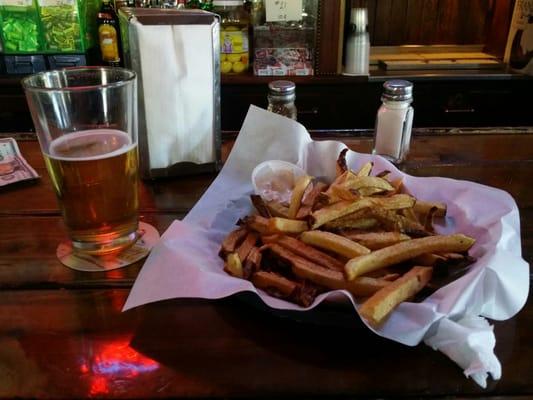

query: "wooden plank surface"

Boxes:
[0, 288, 531, 399]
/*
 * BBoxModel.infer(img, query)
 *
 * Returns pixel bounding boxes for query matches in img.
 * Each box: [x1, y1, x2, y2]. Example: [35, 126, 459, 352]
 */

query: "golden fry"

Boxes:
[356, 161, 374, 177]
[345, 234, 475, 280]
[269, 217, 309, 234]
[359, 266, 433, 325]
[341, 231, 411, 250]
[288, 175, 313, 219]
[224, 252, 243, 278]
[300, 230, 371, 258]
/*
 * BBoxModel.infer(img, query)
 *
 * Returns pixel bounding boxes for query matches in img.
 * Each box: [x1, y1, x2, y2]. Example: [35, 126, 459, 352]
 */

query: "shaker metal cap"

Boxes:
[268, 80, 296, 94]
[382, 80, 413, 101]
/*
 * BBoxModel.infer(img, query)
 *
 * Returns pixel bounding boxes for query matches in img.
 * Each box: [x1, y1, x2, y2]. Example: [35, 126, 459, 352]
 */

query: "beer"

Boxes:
[44, 129, 139, 254]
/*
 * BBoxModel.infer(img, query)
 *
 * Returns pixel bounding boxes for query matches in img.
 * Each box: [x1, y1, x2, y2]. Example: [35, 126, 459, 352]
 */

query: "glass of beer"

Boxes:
[22, 67, 139, 255]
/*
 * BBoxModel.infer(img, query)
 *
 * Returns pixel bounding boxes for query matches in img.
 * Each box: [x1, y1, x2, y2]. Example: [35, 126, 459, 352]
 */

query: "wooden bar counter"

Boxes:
[0, 130, 532, 399]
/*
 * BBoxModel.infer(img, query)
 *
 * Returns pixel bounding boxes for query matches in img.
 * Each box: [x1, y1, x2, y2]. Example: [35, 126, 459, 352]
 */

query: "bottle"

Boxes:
[267, 80, 297, 120]
[213, 0, 250, 74]
[97, 0, 122, 67]
[373, 80, 414, 163]
[344, 8, 370, 76]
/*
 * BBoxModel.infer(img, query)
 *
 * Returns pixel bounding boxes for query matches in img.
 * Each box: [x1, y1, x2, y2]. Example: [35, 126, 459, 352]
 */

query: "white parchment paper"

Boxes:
[124, 106, 529, 351]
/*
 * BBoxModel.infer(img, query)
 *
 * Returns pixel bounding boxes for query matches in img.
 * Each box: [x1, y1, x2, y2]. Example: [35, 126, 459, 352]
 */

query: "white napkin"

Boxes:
[425, 315, 501, 388]
[133, 20, 215, 168]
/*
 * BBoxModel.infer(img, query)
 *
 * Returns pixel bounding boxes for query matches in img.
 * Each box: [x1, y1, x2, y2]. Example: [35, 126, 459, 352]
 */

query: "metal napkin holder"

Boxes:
[118, 8, 221, 179]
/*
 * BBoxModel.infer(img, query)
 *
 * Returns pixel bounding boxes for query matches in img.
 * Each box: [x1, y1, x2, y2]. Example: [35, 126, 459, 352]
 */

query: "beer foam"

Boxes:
[48, 129, 135, 161]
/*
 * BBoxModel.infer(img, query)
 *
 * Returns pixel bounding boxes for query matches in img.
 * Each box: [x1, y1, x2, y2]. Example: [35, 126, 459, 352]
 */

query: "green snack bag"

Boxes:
[0, 0, 43, 53]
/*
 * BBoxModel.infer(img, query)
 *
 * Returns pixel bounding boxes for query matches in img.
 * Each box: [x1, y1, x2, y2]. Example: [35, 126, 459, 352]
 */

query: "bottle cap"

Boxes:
[268, 80, 296, 95]
[350, 8, 367, 30]
[382, 80, 413, 101]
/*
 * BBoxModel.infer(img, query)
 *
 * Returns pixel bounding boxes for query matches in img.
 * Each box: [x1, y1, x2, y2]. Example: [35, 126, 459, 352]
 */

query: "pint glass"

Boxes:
[22, 67, 139, 255]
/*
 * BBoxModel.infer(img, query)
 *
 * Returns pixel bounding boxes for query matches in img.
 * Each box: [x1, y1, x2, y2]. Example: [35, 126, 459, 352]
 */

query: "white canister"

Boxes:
[373, 80, 414, 163]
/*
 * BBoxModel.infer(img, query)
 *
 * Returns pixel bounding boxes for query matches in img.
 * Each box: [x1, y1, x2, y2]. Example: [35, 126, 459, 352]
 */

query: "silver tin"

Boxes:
[119, 8, 221, 179]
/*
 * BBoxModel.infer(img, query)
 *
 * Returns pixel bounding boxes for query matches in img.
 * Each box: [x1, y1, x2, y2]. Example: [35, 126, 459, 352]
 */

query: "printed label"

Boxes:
[265, 0, 302, 22]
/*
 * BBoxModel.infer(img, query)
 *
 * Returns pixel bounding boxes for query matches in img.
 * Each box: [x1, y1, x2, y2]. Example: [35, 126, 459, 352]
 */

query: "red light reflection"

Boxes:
[80, 338, 159, 396]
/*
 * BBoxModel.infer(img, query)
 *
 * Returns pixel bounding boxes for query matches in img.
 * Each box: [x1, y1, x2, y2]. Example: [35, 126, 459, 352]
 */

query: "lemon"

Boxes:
[221, 53, 227, 62]
[227, 53, 242, 63]
[221, 61, 233, 74]
[232, 61, 246, 73]
[225, 26, 239, 31]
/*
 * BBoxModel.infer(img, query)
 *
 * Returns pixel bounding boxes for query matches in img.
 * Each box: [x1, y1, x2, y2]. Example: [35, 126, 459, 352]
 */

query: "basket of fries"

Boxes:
[125, 106, 529, 387]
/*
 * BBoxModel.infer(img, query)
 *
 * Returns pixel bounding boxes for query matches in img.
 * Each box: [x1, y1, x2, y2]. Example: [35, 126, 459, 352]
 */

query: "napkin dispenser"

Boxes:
[119, 8, 221, 178]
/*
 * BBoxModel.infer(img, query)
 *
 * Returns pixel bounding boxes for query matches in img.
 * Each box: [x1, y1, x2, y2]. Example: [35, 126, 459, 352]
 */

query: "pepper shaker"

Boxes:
[267, 80, 297, 120]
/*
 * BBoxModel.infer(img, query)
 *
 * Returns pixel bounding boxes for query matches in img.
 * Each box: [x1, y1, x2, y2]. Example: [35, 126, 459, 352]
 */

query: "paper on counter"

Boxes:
[124, 105, 529, 385]
[0, 138, 39, 186]
[133, 21, 215, 168]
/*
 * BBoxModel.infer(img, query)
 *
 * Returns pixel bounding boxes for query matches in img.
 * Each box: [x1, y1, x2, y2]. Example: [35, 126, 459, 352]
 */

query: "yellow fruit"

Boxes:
[232, 61, 246, 73]
[221, 53, 227, 61]
[225, 26, 239, 31]
[227, 53, 242, 63]
[221, 61, 233, 73]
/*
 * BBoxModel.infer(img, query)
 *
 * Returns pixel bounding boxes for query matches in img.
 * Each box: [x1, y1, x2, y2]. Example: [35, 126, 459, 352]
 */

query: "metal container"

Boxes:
[119, 8, 221, 179]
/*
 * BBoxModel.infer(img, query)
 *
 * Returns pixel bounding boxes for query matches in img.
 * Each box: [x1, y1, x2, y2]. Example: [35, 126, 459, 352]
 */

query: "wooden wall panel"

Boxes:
[345, 0, 497, 46]
[404, 0, 424, 44]
[373, 0, 393, 44]
[389, 0, 409, 45]
[436, 0, 460, 44]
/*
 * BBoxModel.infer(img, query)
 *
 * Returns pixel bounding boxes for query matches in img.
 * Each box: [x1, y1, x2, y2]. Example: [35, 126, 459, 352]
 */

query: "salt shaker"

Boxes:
[267, 80, 297, 120]
[344, 8, 370, 76]
[373, 80, 414, 163]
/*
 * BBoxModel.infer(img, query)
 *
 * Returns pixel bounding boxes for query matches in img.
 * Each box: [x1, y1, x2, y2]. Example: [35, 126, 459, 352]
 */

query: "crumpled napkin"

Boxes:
[424, 314, 501, 388]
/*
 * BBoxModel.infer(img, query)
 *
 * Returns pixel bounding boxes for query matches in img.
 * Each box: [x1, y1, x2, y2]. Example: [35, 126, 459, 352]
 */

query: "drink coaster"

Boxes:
[56, 222, 160, 272]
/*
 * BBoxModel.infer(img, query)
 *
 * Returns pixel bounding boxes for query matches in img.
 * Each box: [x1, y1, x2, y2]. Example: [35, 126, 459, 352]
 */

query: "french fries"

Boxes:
[220, 150, 477, 325]
[344, 234, 475, 280]
[300, 230, 370, 258]
[359, 266, 433, 325]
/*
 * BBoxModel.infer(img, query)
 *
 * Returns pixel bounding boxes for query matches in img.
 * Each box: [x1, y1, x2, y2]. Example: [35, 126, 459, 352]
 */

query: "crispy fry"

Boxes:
[324, 216, 379, 231]
[368, 207, 426, 234]
[341, 231, 411, 250]
[263, 234, 345, 271]
[296, 181, 328, 219]
[359, 266, 433, 325]
[250, 194, 272, 218]
[219, 227, 248, 256]
[224, 252, 243, 278]
[312, 195, 415, 229]
[244, 215, 270, 234]
[311, 198, 374, 229]
[356, 161, 373, 177]
[336, 148, 348, 177]
[252, 270, 297, 297]
[288, 175, 313, 219]
[243, 246, 262, 279]
[345, 234, 475, 280]
[414, 200, 447, 217]
[265, 200, 290, 218]
[343, 175, 394, 193]
[269, 217, 309, 234]
[268, 243, 389, 296]
[300, 230, 371, 258]
[237, 232, 258, 262]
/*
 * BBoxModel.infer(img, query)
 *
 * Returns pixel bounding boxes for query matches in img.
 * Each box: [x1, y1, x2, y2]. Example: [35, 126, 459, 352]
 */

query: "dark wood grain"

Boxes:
[404, 0, 424, 43]
[373, 0, 393, 45]
[0, 288, 531, 399]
